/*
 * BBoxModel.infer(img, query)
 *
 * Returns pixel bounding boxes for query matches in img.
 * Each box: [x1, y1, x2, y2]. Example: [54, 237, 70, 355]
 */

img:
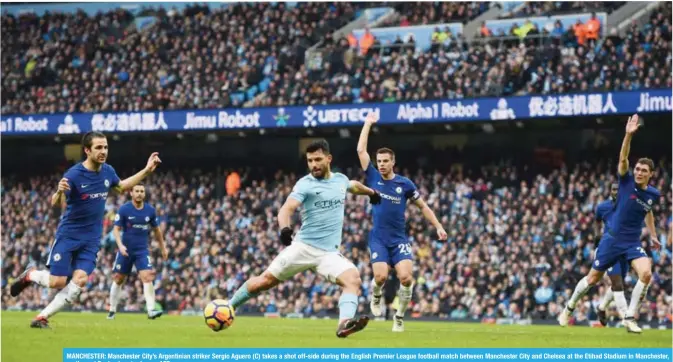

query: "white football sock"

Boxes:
[396, 283, 413, 318]
[598, 288, 614, 311]
[568, 276, 592, 309]
[28, 270, 50, 288]
[109, 282, 122, 313]
[38, 281, 81, 318]
[372, 279, 385, 297]
[143, 282, 156, 313]
[613, 291, 628, 319]
[626, 280, 650, 318]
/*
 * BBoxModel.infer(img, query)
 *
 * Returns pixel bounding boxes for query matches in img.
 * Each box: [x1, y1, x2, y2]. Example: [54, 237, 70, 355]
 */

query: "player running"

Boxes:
[559, 114, 661, 333]
[107, 184, 168, 320]
[357, 113, 448, 332]
[228, 139, 382, 338]
[594, 183, 630, 324]
[10, 131, 161, 328]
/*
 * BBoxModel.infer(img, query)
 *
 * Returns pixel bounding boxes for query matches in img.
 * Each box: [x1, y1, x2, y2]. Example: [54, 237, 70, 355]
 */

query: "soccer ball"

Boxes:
[203, 299, 235, 332]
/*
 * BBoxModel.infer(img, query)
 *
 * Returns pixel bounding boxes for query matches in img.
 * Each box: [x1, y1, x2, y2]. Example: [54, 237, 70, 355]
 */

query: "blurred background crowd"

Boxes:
[1, 2, 670, 113]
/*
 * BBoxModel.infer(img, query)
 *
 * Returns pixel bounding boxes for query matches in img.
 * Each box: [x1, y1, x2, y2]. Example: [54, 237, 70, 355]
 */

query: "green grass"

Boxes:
[1, 312, 670, 362]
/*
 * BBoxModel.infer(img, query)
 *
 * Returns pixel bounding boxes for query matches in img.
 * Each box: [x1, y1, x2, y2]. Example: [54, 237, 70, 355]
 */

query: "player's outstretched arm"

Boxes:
[113, 225, 128, 257]
[413, 198, 448, 241]
[113, 152, 162, 193]
[618, 114, 640, 176]
[348, 180, 381, 204]
[153, 226, 168, 259]
[645, 211, 661, 250]
[356, 113, 378, 171]
[278, 197, 302, 246]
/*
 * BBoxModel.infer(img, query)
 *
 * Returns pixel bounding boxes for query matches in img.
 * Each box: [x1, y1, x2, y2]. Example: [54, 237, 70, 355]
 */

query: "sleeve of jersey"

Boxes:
[594, 205, 604, 222]
[150, 209, 159, 228]
[405, 180, 421, 202]
[289, 180, 308, 203]
[341, 173, 350, 190]
[63, 169, 76, 199]
[113, 207, 125, 227]
[617, 170, 634, 185]
[365, 162, 379, 186]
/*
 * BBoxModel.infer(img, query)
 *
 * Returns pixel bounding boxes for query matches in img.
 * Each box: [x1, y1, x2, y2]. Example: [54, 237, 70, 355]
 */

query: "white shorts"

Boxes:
[267, 241, 357, 283]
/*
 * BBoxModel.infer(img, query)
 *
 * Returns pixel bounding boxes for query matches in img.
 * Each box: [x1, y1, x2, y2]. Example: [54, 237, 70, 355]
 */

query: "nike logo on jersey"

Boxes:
[128, 216, 135, 219]
[316, 191, 323, 195]
[377, 182, 384, 185]
[81, 184, 89, 188]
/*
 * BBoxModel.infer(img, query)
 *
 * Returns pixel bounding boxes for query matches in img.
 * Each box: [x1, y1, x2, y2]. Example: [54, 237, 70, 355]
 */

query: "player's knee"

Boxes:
[639, 270, 652, 285]
[113, 274, 126, 285]
[586, 273, 602, 286]
[49, 276, 68, 289]
[611, 279, 625, 292]
[342, 272, 362, 291]
[398, 274, 413, 287]
[140, 271, 155, 283]
[71, 270, 88, 288]
[373, 273, 387, 286]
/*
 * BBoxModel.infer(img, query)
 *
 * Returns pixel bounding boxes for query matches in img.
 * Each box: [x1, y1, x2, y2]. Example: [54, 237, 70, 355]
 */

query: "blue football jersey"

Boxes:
[114, 202, 158, 252]
[595, 199, 615, 234]
[609, 171, 660, 243]
[365, 162, 420, 244]
[56, 163, 120, 242]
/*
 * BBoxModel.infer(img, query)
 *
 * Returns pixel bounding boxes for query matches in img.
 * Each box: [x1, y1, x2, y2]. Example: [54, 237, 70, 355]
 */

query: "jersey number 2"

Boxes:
[398, 243, 412, 256]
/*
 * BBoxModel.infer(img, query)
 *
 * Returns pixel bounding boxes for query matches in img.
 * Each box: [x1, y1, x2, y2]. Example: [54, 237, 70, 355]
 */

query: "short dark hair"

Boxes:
[81, 131, 106, 151]
[376, 147, 395, 159]
[306, 139, 330, 154]
[636, 158, 655, 172]
[132, 183, 145, 189]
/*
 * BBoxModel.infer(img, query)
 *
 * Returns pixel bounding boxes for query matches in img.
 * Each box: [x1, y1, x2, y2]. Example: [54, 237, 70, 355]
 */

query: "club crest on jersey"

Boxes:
[53, 253, 61, 262]
[115, 214, 120, 221]
[145, 216, 150, 222]
[648, 199, 652, 205]
[395, 187, 402, 194]
[104, 179, 110, 188]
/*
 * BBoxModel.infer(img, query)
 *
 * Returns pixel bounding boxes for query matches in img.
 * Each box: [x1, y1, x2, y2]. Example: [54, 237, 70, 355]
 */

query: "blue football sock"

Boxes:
[230, 282, 258, 309]
[338, 293, 358, 321]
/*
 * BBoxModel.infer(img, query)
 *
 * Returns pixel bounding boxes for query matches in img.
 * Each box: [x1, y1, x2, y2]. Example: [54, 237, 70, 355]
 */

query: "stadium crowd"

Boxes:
[2, 155, 671, 327]
[2, 2, 671, 113]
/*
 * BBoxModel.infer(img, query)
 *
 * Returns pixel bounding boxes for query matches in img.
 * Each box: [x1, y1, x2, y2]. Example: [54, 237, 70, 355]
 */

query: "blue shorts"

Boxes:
[607, 258, 629, 278]
[113, 250, 152, 275]
[593, 233, 647, 272]
[47, 237, 100, 277]
[369, 236, 412, 266]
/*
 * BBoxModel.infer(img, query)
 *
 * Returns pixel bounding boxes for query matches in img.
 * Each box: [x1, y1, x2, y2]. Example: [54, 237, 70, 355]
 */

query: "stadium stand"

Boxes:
[498, 2, 627, 19]
[2, 2, 670, 113]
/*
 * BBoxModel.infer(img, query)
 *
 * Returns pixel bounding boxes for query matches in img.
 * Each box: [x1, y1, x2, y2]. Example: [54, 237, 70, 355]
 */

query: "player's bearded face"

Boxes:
[86, 137, 108, 164]
[132, 187, 145, 202]
[634, 163, 651, 185]
[307, 151, 331, 179]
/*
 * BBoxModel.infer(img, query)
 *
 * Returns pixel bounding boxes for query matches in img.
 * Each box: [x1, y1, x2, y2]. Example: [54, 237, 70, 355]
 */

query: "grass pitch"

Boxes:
[1, 312, 671, 362]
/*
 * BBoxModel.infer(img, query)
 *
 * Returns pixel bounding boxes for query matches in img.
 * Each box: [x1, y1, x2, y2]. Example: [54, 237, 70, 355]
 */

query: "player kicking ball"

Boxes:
[357, 113, 448, 332]
[10, 131, 161, 328]
[228, 140, 382, 338]
[559, 114, 661, 333]
[107, 184, 168, 320]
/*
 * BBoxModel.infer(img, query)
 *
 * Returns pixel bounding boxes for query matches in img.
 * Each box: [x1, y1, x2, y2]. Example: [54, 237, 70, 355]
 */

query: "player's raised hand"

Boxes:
[650, 237, 661, 251]
[437, 227, 448, 241]
[160, 246, 168, 260]
[57, 178, 70, 193]
[364, 112, 378, 126]
[145, 152, 162, 173]
[625, 114, 640, 134]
